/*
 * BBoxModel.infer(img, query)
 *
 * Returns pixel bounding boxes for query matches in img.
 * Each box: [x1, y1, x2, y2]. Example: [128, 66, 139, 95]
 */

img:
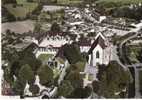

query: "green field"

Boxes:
[16, 0, 27, 4]
[4, 2, 38, 18]
[38, 54, 53, 63]
[96, 0, 142, 8]
[57, 0, 82, 5]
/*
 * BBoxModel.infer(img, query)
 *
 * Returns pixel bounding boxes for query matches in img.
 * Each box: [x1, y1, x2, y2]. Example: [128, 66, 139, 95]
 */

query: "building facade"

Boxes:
[88, 33, 111, 67]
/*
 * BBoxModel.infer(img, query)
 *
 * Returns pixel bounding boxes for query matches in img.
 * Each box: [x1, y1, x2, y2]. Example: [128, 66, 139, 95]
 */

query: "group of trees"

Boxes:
[111, 5, 142, 21]
[2, 0, 17, 5]
[2, 32, 88, 98]
[2, 30, 42, 96]
[56, 43, 91, 98]
[50, 22, 61, 32]
[95, 0, 142, 21]
[92, 61, 133, 98]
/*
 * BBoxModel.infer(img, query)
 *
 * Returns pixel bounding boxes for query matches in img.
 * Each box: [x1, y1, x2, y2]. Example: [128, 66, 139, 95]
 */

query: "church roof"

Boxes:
[88, 35, 106, 54]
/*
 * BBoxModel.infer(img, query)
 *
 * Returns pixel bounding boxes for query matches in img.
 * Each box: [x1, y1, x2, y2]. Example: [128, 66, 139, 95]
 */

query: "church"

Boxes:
[88, 32, 111, 67]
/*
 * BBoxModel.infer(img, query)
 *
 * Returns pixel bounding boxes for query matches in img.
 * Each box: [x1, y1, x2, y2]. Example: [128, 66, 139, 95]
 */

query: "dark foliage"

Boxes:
[69, 86, 92, 98]
[38, 65, 54, 87]
[2, 7, 16, 22]
[63, 43, 84, 64]
[111, 6, 142, 21]
[92, 80, 100, 94]
[96, 61, 132, 98]
[50, 22, 61, 33]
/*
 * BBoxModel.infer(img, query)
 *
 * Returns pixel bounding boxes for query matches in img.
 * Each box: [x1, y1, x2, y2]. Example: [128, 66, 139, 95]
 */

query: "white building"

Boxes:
[88, 33, 111, 67]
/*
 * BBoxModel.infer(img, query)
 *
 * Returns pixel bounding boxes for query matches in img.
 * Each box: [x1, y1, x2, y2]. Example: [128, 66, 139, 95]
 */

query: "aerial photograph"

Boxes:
[1, 0, 142, 99]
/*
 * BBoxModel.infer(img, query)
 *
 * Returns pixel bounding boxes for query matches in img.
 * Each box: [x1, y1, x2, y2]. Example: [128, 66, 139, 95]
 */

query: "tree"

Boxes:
[19, 50, 42, 72]
[18, 64, 35, 85]
[65, 70, 83, 89]
[63, 43, 84, 64]
[69, 86, 92, 98]
[58, 80, 74, 97]
[38, 65, 54, 87]
[13, 79, 25, 95]
[50, 22, 61, 32]
[10, 61, 21, 76]
[92, 80, 100, 94]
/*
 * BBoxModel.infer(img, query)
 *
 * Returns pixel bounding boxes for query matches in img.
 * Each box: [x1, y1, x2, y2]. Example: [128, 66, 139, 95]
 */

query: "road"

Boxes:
[118, 24, 142, 98]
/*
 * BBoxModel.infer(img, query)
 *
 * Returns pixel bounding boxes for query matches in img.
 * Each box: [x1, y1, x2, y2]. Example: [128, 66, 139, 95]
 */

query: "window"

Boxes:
[96, 51, 99, 58]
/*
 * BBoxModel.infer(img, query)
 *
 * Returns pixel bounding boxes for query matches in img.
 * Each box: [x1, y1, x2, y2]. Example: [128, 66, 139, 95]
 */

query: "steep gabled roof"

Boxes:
[88, 35, 106, 54]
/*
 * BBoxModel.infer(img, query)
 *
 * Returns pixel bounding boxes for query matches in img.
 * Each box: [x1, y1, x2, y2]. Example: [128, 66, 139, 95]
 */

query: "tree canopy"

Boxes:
[62, 43, 85, 64]
[58, 80, 74, 97]
[18, 64, 35, 85]
[37, 65, 54, 87]
[50, 22, 61, 32]
[96, 61, 133, 98]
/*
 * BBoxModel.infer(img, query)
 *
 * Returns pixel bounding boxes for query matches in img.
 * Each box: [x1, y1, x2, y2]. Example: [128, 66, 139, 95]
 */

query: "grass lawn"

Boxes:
[4, 2, 38, 18]
[38, 54, 53, 63]
[16, 0, 27, 4]
[96, 0, 142, 8]
[139, 70, 142, 95]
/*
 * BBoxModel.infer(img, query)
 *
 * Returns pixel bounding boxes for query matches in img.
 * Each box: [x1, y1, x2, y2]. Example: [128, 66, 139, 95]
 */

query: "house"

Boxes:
[88, 32, 111, 67]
